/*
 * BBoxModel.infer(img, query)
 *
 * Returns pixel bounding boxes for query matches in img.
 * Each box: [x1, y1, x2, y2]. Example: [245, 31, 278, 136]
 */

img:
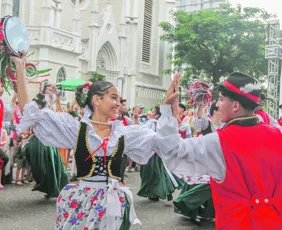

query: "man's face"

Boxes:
[178, 106, 184, 115]
[0, 86, 4, 97]
[137, 107, 144, 115]
[119, 102, 127, 114]
[216, 93, 236, 123]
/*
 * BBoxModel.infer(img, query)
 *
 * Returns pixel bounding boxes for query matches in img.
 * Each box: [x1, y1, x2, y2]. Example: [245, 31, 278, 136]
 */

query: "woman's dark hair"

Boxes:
[75, 81, 115, 111]
[154, 106, 161, 119]
[219, 85, 257, 111]
[32, 93, 46, 108]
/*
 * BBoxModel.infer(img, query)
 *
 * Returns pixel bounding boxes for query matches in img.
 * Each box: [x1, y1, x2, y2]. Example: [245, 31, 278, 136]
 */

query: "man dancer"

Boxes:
[178, 103, 192, 138]
[149, 72, 282, 229]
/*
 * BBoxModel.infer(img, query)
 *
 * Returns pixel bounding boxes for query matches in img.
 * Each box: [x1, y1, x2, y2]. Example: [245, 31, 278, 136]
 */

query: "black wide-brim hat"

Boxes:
[220, 72, 261, 104]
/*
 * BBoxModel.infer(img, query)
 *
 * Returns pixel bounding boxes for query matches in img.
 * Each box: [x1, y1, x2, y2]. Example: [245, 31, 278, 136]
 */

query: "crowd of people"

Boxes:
[0, 51, 282, 230]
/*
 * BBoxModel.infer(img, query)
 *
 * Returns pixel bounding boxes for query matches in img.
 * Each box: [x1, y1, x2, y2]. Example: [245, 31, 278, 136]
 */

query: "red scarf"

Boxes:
[0, 99, 4, 130]
[111, 116, 129, 126]
[178, 115, 187, 138]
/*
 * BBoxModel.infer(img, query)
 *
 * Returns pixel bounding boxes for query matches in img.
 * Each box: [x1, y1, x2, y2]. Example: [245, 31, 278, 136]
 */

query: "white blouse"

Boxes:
[17, 101, 226, 181]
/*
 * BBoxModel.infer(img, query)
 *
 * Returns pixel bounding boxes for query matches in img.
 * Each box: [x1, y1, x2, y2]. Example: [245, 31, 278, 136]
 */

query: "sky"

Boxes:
[228, 0, 282, 27]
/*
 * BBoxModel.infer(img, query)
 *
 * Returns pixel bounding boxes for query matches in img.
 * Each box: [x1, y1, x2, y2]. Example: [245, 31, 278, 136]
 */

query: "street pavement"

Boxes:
[0, 170, 214, 230]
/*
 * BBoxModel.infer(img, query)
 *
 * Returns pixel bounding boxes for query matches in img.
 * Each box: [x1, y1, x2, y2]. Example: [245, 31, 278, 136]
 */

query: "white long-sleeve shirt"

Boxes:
[17, 102, 226, 181]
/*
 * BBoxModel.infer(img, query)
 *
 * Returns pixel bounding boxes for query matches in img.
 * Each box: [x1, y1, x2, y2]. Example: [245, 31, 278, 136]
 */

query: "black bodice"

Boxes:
[74, 122, 124, 181]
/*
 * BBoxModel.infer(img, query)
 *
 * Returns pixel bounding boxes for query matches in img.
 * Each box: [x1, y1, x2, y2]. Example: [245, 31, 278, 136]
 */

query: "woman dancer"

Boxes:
[14, 52, 156, 230]
[21, 93, 69, 198]
[137, 106, 180, 201]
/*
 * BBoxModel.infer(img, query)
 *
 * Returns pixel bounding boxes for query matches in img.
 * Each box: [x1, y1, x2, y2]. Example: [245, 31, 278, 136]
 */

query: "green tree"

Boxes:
[88, 72, 105, 83]
[160, 3, 275, 87]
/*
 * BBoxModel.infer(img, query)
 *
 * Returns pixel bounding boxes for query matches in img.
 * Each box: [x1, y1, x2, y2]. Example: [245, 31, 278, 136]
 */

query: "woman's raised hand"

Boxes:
[10, 50, 27, 69]
[163, 73, 181, 105]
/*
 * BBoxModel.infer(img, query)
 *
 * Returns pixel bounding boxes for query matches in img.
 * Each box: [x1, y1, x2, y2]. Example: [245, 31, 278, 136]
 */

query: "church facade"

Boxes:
[0, 0, 176, 108]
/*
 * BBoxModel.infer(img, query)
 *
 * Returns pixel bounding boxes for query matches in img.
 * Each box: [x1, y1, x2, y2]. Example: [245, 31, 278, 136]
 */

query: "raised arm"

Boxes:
[124, 76, 225, 180]
[156, 105, 225, 180]
[10, 51, 28, 114]
[11, 52, 79, 149]
[192, 106, 209, 131]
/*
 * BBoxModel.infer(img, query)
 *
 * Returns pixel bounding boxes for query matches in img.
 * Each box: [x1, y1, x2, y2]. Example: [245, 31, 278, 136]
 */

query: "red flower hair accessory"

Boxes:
[81, 82, 92, 105]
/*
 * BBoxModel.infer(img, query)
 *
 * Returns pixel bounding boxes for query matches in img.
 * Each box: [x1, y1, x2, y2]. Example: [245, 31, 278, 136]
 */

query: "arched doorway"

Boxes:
[96, 42, 119, 85]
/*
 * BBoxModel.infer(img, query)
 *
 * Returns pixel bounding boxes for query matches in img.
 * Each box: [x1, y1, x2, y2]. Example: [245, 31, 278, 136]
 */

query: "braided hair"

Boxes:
[32, 93, 47, 109]
[75, 81, 115, 111]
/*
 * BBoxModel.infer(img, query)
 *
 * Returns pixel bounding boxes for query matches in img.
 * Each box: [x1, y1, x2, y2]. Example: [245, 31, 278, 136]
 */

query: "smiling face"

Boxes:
[146, 111, 153, 120]
[178, 106, 185, 116]
[92, 86, 120, 119]
[216, 92, 239, 123]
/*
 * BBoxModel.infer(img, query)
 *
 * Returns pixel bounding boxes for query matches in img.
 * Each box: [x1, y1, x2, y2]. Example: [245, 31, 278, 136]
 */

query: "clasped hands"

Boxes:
[163, 73, 181, 119]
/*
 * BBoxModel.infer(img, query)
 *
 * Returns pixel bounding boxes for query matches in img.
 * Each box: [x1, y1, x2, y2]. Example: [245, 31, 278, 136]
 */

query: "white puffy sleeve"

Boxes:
[17, 101, 79, 149]
[193, 116, 209, 132]
[179, 116, 189, 132]
[123, 124, 157, 165]
[155, 105, 226, 180]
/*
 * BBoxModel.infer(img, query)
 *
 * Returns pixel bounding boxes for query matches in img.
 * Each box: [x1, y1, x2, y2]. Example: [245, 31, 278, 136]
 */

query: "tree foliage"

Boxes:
[88, 72, 105, 83]
[160, 3, 275, 86]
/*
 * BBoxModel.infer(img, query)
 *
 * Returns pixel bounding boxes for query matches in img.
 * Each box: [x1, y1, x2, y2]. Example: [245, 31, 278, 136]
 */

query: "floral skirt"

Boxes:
[55, 179, 140, 230]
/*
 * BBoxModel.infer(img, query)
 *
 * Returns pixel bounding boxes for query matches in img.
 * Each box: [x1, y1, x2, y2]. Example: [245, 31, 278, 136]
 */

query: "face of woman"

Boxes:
[188, 110, 193, 116]
[93, 87, 121, 119]
[147, 111, 152, 120]
[151, 108, 159, 119]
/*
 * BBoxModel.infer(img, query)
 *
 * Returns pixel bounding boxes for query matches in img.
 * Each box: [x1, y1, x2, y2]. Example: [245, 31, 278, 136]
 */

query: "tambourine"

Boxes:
[1, 16, 29, 56]
[0, 16, 29, 92]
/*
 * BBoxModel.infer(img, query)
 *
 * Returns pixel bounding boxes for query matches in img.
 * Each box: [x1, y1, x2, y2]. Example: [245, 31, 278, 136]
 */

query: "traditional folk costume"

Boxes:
[178, 115, 192, 139]
[21, 134, 69, 198]
[17, 102, 156, 230]
[255, 109, 282, 132]
[137, 119, 181, 201]
[174, 108, 223, 223]
[136, 73, 281, 230]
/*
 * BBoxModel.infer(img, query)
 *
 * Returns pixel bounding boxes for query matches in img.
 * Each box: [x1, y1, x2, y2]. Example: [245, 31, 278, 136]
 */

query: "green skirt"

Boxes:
[137, 154, 181, 200]
[173, 183, 214, 219]
[22, 135, 69, 198]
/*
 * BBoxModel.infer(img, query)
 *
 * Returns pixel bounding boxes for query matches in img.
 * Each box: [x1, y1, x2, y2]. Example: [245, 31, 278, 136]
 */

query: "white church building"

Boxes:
[1, 0, 176, 108]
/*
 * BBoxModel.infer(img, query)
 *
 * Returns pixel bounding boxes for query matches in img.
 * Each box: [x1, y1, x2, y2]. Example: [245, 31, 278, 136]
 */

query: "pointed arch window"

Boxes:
[57, 67, 66, 98]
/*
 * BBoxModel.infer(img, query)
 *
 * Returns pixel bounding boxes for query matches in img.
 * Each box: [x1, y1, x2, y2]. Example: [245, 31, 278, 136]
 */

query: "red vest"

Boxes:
[210, 122, 282, 230]
[254, 110, 270, 125]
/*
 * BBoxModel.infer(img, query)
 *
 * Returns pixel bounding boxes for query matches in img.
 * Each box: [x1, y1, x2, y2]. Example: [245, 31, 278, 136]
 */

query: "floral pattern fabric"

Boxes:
[184, 175, 210, 185]
[55, 183, 127, 230]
